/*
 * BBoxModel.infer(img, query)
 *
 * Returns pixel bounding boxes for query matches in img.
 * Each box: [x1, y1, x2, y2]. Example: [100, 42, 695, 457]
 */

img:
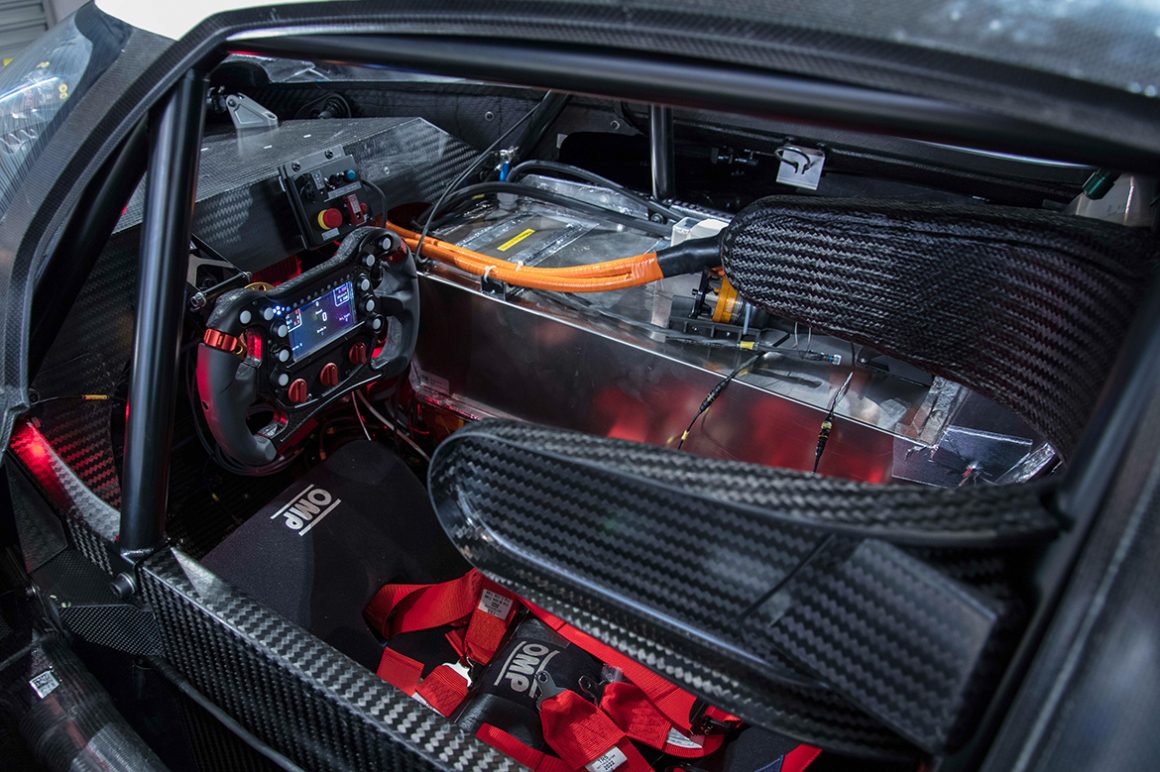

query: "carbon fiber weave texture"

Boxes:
[0, 635, 167, 771]
[8, 0, 1160, 466]
[8, 423, 121, 573]
[176, 691, 280, 772]
[721, 197, 1157, 458]
[140, 548, 517, 772]
[489, 422, 1058, 545]
[30, 228, 138, 510]
[6, 464, 68, 572]
[116, 117, 474, 272]
[429, 420, 1058, 757]
[248, 83, 545, 154]
[194, 2, 1160, 158]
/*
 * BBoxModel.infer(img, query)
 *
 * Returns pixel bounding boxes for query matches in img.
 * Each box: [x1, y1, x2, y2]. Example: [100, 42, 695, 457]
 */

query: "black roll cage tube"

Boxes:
[118, 70, 207, 565]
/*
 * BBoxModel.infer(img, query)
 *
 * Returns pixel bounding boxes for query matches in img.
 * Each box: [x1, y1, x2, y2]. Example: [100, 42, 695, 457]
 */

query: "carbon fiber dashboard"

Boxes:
[116, 116, 475, 272]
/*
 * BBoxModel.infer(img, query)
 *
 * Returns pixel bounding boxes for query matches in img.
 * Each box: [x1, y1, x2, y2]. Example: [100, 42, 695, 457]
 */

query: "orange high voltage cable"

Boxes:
[388, 221, 667, 292]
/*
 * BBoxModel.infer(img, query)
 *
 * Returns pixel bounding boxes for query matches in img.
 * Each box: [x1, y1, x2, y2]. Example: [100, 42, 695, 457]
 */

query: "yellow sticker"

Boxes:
[496, 228, 535, 252]
[738, 340, 755, 350]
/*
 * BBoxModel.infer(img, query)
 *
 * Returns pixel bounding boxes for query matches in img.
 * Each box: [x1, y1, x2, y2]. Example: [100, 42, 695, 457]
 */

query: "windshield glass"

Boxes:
[0, 16, 101, 213]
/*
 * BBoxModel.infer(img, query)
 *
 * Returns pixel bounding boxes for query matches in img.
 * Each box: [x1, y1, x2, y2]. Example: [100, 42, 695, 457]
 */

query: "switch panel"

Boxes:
[279, 145, 375, 249]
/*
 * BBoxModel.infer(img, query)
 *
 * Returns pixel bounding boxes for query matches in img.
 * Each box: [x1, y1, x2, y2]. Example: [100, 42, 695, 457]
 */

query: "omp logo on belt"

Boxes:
[494, 641, 562, 697]
[269, 483, 341, 535]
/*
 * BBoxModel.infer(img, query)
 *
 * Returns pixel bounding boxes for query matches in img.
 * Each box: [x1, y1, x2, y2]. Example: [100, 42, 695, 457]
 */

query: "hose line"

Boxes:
[388, 221, 720, 293]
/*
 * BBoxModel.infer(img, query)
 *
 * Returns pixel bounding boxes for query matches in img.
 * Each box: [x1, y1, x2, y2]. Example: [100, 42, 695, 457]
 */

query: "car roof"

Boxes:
[95, 0, 1160, 103]
[94, 0, 335, 40]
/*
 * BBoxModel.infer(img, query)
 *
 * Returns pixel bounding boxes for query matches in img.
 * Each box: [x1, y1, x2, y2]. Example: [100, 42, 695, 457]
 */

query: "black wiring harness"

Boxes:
[675, 332, 791, 450]
[416, 97, 686, 255]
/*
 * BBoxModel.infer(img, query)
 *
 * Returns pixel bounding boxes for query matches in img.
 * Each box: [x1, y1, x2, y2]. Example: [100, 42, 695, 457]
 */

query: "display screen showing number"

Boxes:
[285, 281, 356, 360]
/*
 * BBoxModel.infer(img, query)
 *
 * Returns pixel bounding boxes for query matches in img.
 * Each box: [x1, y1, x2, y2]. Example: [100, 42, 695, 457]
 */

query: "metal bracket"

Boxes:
[32, 551, 163, 655]
[775, 144, 825, 190]
[225, 93, 278, 132]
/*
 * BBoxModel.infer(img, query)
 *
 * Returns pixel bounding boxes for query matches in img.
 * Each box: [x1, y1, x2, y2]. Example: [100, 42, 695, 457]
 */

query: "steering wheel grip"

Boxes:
[196, 346, 277, 467]
[370, 253, 419, 379]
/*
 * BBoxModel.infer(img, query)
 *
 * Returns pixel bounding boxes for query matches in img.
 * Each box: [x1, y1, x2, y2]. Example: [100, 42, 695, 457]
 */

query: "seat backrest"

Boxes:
[721, 197, 1157, 458]
[429, 420, 1059, 758]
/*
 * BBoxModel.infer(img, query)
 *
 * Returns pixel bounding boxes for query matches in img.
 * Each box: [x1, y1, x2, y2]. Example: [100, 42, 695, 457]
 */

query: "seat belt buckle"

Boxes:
[445, 659, 473, 687]
[411, 660, 474, 713]
[534, 670, 568, 709]
[689, 698, 740, 735]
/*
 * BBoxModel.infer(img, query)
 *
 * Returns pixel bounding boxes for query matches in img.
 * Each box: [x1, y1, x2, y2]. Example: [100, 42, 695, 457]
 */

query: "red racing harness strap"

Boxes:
[365, 569, 813, 770]
[539, 690, 652, 771]
[521, 598, 738, 749]
[476, 724, 572, 772]
[364, 570, 517, 716]
[364, 569, 516, 664]
[599, 681, 724, 758]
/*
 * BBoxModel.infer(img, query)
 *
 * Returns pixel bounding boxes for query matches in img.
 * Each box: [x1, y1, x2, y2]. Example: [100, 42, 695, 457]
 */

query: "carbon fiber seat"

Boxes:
[722, 197, 1158, 458]
[429, 199, 1157, 758]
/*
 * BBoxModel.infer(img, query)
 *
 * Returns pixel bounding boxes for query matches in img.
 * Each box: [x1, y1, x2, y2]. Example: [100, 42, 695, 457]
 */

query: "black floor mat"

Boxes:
[202, 439, 467, 670]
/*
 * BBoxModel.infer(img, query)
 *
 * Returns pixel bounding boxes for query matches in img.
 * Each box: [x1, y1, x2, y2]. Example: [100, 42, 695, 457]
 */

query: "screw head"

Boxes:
[610, 119, 622, 130]
[291, 162, 301, 172]
[484, 111, 495, 121]
[324, 149, 334, 159]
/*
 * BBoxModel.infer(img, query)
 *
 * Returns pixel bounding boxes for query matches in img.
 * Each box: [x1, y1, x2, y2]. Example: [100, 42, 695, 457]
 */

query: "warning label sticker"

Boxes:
[585, 746, 627, 772]
[478, 588, 514, 619]
[497, 228, 536, 252]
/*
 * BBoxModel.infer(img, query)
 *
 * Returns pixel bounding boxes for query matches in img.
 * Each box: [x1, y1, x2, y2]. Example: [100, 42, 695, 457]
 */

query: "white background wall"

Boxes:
[45, 0, 85, 24]
[0, 0, 87, 61]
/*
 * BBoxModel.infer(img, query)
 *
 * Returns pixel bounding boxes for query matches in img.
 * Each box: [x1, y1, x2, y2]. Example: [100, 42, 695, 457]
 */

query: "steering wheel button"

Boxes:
[262, 307, 275, 321]
[319, 362, 339, 388]
[364, 298, 376, 313]
[277, 348, 290, 363]
[239, 310, 252, 325]
[316, 207, 343, 230]
[276, 324, 288, 338]
[358, 276, 371, 292]
[348, 341, 368, 365]
[371, 317, 383, 331]
[276, 373, 289, 387]
[287, 378, 308, 405]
